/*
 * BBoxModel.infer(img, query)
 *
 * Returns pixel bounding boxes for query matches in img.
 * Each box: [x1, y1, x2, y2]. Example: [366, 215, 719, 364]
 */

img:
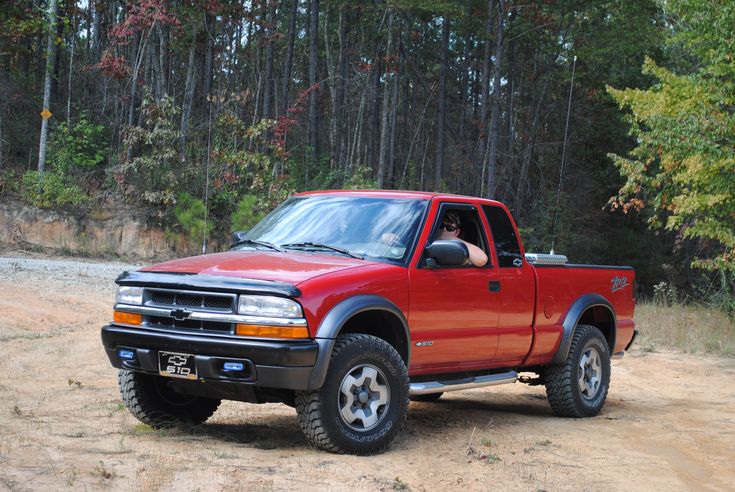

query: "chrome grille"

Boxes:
[142, 288, 236, 334]
[150, 291, 175, 305]
[145, 289, 235, 313]
[147, 316, 232, 333]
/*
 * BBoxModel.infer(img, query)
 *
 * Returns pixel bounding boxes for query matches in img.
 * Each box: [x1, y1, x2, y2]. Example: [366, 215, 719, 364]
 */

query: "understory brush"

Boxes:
[635, 302, 735, 356]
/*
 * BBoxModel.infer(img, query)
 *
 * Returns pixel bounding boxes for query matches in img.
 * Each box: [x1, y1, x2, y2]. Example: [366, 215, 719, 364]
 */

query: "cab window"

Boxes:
[482, 205, 523, 268]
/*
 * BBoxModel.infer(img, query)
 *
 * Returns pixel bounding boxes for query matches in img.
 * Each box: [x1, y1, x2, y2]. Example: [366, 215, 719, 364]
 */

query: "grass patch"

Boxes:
[131, 423, 157, 434]
[635, 302, 735, 356]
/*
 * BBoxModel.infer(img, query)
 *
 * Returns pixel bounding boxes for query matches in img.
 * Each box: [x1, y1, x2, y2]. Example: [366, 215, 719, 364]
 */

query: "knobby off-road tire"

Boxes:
[119, 370, 221, 428]
[545, 324, 611, 418]
[410, 392, 443, 402]
[295, 334, 409, 455]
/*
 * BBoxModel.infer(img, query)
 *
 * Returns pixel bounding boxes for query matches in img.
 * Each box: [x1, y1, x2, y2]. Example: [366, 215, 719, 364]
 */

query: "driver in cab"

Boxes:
[436, 212, 488, 267]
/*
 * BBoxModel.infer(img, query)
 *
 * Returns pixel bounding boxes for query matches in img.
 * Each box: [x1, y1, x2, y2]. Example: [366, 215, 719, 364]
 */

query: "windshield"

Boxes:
[237, 195, 428, 263]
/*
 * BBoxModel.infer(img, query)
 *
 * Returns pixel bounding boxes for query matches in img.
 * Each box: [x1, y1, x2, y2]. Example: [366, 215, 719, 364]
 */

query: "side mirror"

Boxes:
[230, 230, 249, 247]
[425, 240, 469, 267]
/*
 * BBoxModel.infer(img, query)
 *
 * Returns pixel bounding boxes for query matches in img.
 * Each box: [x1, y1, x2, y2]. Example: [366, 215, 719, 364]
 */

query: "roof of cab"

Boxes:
[295, 189, 504, 206]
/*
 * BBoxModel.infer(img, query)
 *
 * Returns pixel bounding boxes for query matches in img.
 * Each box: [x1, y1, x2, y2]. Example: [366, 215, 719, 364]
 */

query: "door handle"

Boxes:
[488, 281, 501, 292]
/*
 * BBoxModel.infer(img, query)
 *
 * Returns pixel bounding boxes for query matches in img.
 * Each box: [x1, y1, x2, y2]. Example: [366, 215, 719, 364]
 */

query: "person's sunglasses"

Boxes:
[442, 224, 457, 232]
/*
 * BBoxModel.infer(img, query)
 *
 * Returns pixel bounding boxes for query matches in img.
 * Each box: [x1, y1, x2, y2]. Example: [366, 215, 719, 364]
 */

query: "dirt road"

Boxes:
[1, 257, 733, 491]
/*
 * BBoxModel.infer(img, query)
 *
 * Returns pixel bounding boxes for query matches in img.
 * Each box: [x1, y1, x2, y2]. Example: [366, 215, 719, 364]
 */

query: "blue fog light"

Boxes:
[118, 349, 135, 360]
[223, 362, 244, 372]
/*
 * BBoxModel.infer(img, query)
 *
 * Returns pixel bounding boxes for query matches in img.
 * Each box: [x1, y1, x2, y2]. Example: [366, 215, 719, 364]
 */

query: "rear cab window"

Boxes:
[482, 205, 524, 268]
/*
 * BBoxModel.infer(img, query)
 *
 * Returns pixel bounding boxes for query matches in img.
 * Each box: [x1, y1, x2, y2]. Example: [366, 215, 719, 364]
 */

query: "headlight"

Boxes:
[116, 286, 144, 305]
[238, 295, 303, 318]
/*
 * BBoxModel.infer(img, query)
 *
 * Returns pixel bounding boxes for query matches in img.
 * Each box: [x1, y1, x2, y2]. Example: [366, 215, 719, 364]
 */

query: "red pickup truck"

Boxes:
[102, 190, 636, 454]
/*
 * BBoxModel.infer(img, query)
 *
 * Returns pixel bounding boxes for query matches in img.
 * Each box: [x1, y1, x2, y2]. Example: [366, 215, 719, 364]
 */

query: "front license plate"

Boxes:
[158, 351, 197, 380]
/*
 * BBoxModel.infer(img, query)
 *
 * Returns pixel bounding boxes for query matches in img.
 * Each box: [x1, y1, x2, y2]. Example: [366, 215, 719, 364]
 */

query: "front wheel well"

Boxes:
[339, 310, 409, 365]
[578, 305, 615, 354]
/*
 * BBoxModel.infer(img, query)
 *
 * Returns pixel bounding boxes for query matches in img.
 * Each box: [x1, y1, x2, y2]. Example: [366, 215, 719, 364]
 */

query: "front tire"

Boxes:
[545, 325, 611, 418]
[295, 334, 409, 455]
[118, 370, 221, 428]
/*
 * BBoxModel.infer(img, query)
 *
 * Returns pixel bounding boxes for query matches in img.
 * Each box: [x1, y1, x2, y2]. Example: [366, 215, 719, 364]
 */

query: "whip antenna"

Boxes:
[202, 99, 213, 255]
[550, 55, 577, 255]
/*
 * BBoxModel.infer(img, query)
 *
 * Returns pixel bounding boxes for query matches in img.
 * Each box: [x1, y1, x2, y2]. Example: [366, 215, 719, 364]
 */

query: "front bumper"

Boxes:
[101, 324, 319, 391]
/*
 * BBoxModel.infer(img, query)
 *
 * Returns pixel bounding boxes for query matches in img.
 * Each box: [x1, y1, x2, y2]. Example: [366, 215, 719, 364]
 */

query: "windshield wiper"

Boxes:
[281, 242, 364, 259]
[232, 239, 284, 252]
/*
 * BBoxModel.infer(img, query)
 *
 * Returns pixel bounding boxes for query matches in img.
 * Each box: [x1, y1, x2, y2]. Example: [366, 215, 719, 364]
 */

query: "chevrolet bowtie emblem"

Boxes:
[170, 309, 192, 321]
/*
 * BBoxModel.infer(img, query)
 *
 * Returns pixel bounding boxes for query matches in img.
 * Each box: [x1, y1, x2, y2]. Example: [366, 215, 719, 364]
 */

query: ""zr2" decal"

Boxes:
[611, 276, 629, 293]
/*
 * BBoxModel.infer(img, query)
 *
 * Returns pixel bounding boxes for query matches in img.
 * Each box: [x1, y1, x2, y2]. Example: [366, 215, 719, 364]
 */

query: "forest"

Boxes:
[0, 0, 732, 313]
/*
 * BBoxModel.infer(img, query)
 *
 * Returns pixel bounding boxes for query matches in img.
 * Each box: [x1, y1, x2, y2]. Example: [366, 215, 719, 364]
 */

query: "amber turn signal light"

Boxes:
[235, 324, 309, 339]
[113, 311, 142, 325]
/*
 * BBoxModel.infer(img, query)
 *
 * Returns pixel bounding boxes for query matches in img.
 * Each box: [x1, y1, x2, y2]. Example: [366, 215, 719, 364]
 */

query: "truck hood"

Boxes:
[140, 250, 372, 285]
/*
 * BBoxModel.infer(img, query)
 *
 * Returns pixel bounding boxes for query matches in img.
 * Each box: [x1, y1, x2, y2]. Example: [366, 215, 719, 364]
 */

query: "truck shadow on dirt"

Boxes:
[179, 394, 575, 449]
[158, 392, 638, 452]
[411, 395, 557, 417]
[182, 417, 307, 449]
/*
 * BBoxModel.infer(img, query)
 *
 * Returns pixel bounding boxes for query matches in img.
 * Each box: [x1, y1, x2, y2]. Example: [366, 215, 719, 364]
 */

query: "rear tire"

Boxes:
[295, 334, 409, 455]
[545, 325, 610, 417]
[118, 370, 221, 428]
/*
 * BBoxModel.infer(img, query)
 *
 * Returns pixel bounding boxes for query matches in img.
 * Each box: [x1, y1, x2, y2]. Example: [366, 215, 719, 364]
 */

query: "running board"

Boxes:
[409, 371, 518, 396]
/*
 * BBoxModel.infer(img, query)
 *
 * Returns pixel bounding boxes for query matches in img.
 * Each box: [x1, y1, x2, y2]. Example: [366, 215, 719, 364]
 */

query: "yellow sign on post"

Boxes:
[40, 108, 52, 120]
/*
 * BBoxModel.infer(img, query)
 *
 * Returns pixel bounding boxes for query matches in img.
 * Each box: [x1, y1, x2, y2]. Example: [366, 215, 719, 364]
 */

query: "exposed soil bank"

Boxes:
[0, 201, 182, 260]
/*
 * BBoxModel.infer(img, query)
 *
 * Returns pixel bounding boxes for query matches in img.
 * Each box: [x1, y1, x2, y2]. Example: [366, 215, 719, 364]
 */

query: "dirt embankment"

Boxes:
[1, 257, 734, 491]
[0, 201, 202, 260]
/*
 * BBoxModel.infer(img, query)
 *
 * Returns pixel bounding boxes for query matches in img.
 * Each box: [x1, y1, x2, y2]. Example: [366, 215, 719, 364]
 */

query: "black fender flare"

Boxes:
[551, 293, 616, 365]
[306, 295, 410, 390]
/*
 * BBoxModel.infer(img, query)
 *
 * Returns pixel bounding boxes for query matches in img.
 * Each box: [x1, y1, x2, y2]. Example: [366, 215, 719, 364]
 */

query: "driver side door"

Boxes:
[407, 202, 500, 374]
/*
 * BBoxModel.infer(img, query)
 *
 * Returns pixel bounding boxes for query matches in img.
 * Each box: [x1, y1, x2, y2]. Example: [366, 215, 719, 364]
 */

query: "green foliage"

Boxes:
[608, 1, 735, 273]
[695, 271, 735, 320]
[231, 195, 266, 232]
[21, 171, 87, 208]
[119, 95, 181, 207]
[173, 192, 212, 249]
[49, 115, 107, 173]
[0, 170, 21, 196]
[344, 165, 379, 189]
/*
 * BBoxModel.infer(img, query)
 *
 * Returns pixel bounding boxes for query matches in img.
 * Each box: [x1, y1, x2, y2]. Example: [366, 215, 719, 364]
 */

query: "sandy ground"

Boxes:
[0, 256, 734, 492]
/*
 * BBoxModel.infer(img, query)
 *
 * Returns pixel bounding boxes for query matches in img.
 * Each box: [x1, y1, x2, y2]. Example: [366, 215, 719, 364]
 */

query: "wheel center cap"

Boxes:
[358, 391, 369, 404]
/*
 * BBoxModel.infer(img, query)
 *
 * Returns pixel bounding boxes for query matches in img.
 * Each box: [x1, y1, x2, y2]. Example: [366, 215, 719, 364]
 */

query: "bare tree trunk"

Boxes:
[377, 11, 394, 188]
[335, 7, 350, 172]
[206, 14, 216, 97]
[157, 24, 169, 96]
[485, 0, 505, 199]
[324, 4, 337, 166]
[400, 82, 435, 189]
[281, 0, 299, 115]
[367, 57, 380, 167]
[514, 67, 552, 213]
[91, 0, 101, 57]
[0, 110, 4, 170]
[349, 85, 366, 170]
[386, 66, 400, 187]
[180, 26, 199, 161]
[308, 0, 320, 166]
[151, 25, 164, 100]
[67, 16, 76, 126]
[476, 0, 494, 195]
[38, 0, 59, 175]
[262, 4, 275, 120]
[434, 16, 449, 190]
